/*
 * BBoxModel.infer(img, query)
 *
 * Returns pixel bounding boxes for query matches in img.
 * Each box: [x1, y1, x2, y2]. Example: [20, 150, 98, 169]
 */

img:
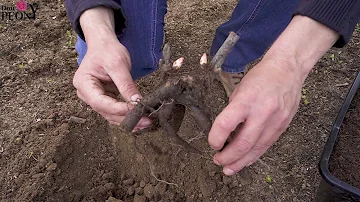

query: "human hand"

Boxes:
[73, 7, 152, 129]
[208, 59, 302, 175]
[208, 15, 339, 175]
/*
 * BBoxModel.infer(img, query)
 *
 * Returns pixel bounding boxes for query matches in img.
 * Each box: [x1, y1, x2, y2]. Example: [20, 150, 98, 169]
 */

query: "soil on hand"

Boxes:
[1, 0, 360, 201]
[330, 90, 360, 189]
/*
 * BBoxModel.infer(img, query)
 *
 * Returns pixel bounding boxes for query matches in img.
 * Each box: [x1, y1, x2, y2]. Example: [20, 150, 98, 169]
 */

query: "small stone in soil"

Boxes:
[46, 163, 57, 171]
[123, 178, 134, 186]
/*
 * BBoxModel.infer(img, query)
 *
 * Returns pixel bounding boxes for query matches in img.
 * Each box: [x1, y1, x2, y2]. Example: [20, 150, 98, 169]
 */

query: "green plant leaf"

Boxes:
[18, 63, 24, 69]
[66, 30, 73, 47]
[266, 175, 272, 183]
[304, 99, 309, 105]
[329, 54, 335, 61]
[302, 88, 307, 95]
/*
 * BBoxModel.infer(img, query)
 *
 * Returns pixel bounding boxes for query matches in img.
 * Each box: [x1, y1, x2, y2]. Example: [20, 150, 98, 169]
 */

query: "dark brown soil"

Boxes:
[1, 0, 360, 201]
[330, 89, 360, 189]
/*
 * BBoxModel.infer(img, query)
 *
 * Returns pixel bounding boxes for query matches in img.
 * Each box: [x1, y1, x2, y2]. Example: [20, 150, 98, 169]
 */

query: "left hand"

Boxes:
[208, 58, 303, 175]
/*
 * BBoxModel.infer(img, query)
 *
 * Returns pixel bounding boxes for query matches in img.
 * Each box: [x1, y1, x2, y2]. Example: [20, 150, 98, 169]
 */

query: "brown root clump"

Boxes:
[120, 32, 240, 154]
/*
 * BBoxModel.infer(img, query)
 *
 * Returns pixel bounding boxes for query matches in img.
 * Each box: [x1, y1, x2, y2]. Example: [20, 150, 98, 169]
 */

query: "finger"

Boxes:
[109, 121, 120, 126]
[77, 90, 86, 102]
[208, 102, 249, 150]
[213, 115, 266, 166]
[77, 81, 130, 115]
[222, 113, 292, 175]
[222, 144, 270, 176]
[104, 55, 141, 102]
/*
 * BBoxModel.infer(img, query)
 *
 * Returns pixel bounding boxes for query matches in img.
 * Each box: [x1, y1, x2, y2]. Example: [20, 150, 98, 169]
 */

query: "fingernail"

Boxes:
[131, 94, 141, 102]
[132, 126, 146, 132]
[213, 159, 221, 166]
[132, 128, 140, 132]
[139, 119, 152, 127]
[223, 168, 235, 176]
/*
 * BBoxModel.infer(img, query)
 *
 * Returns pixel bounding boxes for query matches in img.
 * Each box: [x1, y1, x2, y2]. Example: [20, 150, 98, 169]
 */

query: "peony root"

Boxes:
[120, 32, 240, 154]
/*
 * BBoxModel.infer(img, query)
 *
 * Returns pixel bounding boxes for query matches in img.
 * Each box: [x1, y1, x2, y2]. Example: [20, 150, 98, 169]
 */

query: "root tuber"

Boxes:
[120, 32, 240, 154]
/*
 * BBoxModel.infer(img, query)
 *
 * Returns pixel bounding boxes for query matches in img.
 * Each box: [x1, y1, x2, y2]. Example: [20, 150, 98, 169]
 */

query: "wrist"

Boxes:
[264, 15, 339, 81]
[79, 7, 117, 47]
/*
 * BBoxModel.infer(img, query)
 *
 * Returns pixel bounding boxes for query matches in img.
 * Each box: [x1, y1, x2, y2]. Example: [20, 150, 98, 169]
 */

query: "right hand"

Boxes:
[73, 36, 152, 130]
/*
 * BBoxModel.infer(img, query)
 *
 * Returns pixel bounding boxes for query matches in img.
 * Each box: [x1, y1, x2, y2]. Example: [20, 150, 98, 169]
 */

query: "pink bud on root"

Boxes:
[200, 53, 207, 65]
[173, 57, 184, 69]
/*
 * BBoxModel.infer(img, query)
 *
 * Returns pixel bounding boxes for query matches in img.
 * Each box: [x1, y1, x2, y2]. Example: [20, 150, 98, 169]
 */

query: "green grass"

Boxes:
[66, 30, 74, 47]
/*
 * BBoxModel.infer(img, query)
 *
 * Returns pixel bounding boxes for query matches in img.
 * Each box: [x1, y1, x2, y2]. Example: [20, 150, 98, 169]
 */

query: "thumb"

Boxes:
[105, 56, 141, 102]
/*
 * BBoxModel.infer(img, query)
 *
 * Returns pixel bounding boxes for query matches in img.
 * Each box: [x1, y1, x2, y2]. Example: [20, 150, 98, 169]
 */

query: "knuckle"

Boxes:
[107, 55, 130, 71]
[215, 115, 234, 132]
[119, 82, 137, 95]
[278, 123, 289, 134]
[279, 109, 290, 123]
[234, 139, 252, 155]
[264, 98, 279, 114]
[76, 90, 84, 101]
[72, 72, 81, 88]
[252, 144, 268, 153]
[89, 99, 101, 112]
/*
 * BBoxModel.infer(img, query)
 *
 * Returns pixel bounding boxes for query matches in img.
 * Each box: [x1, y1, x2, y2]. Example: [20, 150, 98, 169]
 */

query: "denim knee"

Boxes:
[75, 0, 168, 80]
[211, 0, 299, 73]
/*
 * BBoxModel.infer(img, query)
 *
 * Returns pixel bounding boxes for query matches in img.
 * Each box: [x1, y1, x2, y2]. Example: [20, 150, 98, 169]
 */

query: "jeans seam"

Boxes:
[236, 0, 267, 35]
[151, 0, 158, 69]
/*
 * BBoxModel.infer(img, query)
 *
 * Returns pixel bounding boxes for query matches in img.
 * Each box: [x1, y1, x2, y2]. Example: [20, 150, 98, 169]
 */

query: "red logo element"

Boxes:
[16, 0, 27, 11]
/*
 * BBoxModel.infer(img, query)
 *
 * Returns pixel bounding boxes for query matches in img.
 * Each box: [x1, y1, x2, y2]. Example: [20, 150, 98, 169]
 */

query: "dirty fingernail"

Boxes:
[132, 126, 147, 132]
[139, 119, 152, 127]
[131, 94, 141, 102]
[213, 159, 221, 166]
[223, 168, 235, 176]
[132, 128, 140, 132]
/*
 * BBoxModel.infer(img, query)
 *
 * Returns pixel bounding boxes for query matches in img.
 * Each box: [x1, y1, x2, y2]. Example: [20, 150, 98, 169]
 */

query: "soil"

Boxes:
[330, 90, 360, 189]
[0, 0, 359, 202]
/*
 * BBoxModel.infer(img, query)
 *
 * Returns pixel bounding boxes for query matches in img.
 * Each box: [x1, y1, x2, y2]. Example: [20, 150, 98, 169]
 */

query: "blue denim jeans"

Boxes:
[76, 0, 299, 80]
